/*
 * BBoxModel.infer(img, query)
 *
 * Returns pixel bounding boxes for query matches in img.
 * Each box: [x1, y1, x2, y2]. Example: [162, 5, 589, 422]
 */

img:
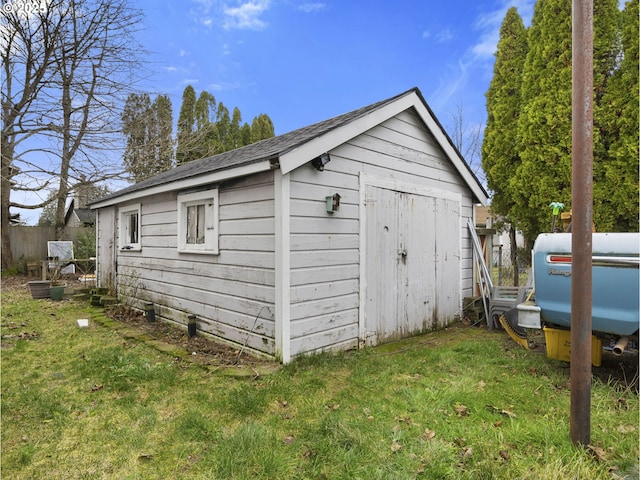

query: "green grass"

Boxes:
[1, 285, 638, 479]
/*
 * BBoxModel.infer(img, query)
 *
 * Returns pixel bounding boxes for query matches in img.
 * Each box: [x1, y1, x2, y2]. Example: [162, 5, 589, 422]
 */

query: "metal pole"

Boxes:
[570, 0, 593, 447]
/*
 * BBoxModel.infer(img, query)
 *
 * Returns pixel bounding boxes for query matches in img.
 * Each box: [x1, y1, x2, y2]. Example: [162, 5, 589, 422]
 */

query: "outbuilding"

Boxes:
[91, 88, 488, 363]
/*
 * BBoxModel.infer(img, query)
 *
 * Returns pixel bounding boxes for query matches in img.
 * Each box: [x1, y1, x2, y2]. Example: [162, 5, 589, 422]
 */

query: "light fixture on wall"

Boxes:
[311, 153, 331, 171]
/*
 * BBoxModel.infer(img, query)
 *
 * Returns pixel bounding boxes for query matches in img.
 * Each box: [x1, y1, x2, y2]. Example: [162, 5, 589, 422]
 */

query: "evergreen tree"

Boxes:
[122, 93, 174, 182]
[512, 0, 621, 241]
[215, 102, 231, 153]
[175, 86, 276, 163]
[240, 123, 252, 146]
[482, 7, 528, 283]
[122, 93, 152, 182]
[594, 0, 639, 231]
[150, 95, 174, 176]
[229, 107, 243, 150]
[251, 114, 275, 142]
[193, 91, 217, 159]
[482, 7, 527, 223]
[513, 0, 573, 243]
[176, 85, 197, 165]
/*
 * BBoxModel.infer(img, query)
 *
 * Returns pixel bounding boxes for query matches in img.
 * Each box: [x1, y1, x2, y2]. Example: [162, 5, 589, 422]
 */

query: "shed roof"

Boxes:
[92, 87, 487, 208]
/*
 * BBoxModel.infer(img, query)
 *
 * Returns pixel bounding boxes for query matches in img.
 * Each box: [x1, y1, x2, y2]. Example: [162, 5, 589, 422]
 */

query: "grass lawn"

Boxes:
[1, 282, 638, 479]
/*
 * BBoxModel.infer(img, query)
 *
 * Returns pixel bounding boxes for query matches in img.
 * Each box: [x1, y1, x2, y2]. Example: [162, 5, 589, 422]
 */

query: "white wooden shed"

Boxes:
[91, 88, 487, 363]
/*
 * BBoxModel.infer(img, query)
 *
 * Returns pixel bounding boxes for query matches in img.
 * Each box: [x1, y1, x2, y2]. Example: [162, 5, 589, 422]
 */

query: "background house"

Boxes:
[91, 88, 488, 363]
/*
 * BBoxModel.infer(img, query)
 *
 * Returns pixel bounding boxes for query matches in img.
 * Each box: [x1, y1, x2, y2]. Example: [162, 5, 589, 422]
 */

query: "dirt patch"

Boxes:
[104, 305, 272, 369]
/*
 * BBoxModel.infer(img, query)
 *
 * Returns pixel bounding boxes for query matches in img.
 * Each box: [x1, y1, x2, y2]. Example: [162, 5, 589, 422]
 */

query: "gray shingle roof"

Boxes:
[93, 88, 419, 205]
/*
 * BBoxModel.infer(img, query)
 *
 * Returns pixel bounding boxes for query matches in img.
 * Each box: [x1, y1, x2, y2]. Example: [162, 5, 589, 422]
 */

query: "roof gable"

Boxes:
[92, 88, 487, 208]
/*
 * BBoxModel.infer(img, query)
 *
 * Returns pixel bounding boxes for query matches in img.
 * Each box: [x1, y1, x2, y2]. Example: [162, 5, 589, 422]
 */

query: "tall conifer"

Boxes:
[482, 7, 527, 224]
[513, 0, 573, 241]
[176, 85, 197, 165]
[594, 0, 639, 231]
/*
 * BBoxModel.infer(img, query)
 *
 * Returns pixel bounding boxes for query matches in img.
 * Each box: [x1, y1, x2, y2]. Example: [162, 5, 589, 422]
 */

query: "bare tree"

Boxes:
[447, 102, 485, 185]
[1, 0, 145, 269]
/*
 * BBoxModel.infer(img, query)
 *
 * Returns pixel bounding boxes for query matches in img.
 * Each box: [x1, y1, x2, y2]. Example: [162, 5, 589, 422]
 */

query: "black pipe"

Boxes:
[188, 314, 197, 337]
[144, 303, 155, 322]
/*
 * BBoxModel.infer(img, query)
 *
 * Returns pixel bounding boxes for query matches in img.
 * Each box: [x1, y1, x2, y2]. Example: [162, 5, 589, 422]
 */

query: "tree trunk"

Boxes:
[1, 133, 14, 270]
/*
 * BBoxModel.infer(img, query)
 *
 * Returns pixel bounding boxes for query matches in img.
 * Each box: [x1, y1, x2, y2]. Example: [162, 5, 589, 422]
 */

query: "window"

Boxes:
[119, 204, 141, 250]
[177, 190, 219, 254]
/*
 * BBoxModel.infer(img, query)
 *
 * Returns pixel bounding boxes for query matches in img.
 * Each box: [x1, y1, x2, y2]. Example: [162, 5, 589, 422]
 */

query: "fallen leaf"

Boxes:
[283, 434, 295, 445]
[423, 429, 436, 440]
[616, 424, 636, 434]
[587, 444, 608, 462]
[327, 403, 340, 410]
[455, 404, 469, 417]
[391, 440, 403, 452]
[486, 405, 516, 418]
[90, 384, 104, 392]
[499, 450, 510, 461]
[138, 453, 154, 461]
[493, 421, 503, 428]
[462, 447, 474, 459]
[476, 380, 486, 392]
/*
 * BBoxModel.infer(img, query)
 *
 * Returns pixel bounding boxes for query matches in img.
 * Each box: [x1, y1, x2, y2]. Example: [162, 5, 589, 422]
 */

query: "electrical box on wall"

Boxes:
[326, 193, 341, 213]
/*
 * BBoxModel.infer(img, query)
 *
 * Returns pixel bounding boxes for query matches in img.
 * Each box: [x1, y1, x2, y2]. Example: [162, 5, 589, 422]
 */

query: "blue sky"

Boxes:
[137, 0, 534, 137]
[17, 0, 538, 224]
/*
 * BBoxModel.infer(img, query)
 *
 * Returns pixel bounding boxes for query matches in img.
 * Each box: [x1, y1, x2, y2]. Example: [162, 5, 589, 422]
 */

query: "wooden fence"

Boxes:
[7, 226, 95, 268]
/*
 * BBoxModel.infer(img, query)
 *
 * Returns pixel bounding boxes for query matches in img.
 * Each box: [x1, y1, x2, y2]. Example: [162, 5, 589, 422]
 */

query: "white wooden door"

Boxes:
[364, 185, 459, 346]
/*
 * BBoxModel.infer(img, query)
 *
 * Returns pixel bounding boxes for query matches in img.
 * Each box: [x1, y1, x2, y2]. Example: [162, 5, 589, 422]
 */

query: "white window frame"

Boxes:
[119, 204, 141, 251]
[177, 189, 219, 254]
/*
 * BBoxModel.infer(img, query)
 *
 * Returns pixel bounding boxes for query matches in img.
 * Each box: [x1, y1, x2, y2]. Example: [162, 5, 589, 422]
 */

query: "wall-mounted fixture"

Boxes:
[326, 193, 341, 213]
[311, 153, 331, 171]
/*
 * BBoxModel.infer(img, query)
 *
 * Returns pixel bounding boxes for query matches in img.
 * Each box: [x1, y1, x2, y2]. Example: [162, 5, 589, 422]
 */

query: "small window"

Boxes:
[178, 190, 219, 254]
[119, 204, 141, 251]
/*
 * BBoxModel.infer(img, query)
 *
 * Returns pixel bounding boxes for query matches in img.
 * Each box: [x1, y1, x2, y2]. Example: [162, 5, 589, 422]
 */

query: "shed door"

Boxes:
[364, 185, 459, 346]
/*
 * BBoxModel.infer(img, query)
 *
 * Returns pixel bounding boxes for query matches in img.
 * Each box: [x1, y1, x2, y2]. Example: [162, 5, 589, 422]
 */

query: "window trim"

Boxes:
[177, 189, 219, 254]
[119, 204, 141, 251]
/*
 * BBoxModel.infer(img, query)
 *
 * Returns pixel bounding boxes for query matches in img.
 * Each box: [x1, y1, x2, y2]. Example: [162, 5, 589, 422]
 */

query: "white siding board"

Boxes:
[291, 278, 359, 304]
[290, 293, 359, 321]
[292, 217, 359, 235]
[219, 217, 275, 235]
[220, 234, 275, 252]
[290, 182, 360, 205]
[221, 182, 274, 204]
[219, 200, 274, 220]
[290, 325, 359, 357]
[290, 198, 359, 219]
[133, 269, 275, 304]
[291, 234, 359, 251]
[291, 249, 359, 269]
[122, 256, 275, 286]
[289, 309, 358, 337]
[290, 264, 359, 286]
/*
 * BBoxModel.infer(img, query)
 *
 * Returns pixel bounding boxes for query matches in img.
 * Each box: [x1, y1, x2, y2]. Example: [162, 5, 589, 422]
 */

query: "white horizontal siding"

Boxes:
[113, 170, 277, 356]
[288, 109, 476, 357]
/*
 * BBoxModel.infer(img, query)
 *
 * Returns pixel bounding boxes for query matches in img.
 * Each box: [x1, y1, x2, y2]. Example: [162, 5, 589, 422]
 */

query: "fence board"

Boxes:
[7, 226, 94, 266]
